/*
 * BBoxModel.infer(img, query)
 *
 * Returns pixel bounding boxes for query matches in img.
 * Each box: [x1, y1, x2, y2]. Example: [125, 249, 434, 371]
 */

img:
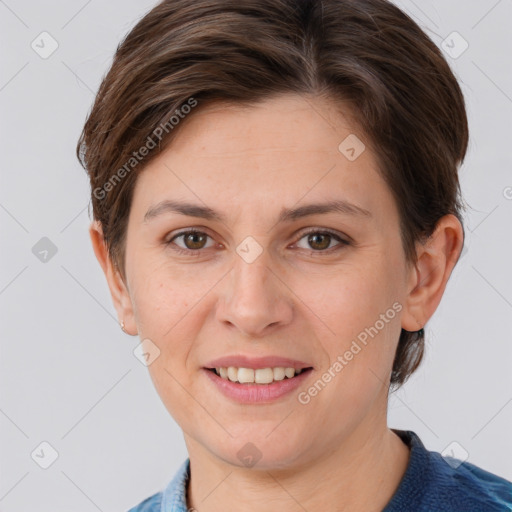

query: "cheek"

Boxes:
[308, 261, 399, 334]
[129, 262, 207, 422]
[300, 257, 403, 383]
[128, 253, 205, 336]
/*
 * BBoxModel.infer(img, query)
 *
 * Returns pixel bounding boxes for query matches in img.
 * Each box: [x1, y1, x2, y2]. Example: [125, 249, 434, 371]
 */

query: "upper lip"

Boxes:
[204, 355, 314, 370]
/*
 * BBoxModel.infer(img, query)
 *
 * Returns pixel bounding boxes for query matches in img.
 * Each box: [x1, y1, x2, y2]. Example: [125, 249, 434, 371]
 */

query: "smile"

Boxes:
[203, 366, 314, 403]
[209, 366, 310, 384]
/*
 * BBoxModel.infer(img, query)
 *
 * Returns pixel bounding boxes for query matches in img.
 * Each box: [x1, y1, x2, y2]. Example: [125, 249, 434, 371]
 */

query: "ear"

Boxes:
[89, 220, 138, 335]
[401, 214, 464, 332]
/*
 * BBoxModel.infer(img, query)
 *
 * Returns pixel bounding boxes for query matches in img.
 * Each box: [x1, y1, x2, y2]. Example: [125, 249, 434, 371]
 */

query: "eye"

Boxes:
[166, 229, 216, 254]
[294, 228, 350, 254]
[165, 227, 351, 256]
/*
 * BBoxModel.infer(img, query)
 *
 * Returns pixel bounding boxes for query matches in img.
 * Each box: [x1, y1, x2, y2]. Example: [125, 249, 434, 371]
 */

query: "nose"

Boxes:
[216, 250, 294, 338]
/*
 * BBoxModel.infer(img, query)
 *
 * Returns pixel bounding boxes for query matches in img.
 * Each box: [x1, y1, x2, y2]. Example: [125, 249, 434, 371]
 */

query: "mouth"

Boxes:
[204, 366, 314, 385]
[202, 365, 314, 403]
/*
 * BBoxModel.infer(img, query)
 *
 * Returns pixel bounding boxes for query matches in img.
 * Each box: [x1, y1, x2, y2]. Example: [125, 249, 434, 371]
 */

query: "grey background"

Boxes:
[1, 0, 511, 510]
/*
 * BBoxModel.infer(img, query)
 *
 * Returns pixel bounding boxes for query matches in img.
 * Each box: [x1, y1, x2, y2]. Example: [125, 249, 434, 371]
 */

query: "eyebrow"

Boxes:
[143, 198, 372, 224]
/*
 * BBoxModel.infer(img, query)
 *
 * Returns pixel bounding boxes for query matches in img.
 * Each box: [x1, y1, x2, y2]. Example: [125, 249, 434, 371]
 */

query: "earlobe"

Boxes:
[401, 214, 464, 332]
[89, 221, 138, 336]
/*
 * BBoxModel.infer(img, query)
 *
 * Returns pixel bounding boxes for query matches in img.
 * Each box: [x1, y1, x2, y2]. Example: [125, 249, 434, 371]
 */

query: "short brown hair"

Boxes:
[77, 0, 469, 388]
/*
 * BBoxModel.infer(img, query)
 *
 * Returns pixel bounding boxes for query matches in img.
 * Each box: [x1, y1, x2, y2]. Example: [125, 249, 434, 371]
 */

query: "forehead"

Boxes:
[129, 93, 396, 227]
[168, 94, 367, 156]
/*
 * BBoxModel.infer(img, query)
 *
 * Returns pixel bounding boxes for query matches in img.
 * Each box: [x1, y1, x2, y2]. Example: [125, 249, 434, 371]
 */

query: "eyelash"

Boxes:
[165, 227, 351, 256]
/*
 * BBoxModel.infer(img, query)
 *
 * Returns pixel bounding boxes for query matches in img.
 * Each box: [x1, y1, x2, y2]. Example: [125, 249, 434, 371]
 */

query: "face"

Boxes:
[111, 94, 418, 469]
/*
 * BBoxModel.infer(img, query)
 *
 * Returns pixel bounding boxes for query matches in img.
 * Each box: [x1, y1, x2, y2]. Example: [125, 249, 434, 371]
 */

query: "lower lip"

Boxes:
[202, 368, 313, 404]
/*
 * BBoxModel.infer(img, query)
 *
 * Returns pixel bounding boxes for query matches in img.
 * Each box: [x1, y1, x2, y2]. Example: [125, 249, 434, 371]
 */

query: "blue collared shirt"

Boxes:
[127, 430, 512, 511]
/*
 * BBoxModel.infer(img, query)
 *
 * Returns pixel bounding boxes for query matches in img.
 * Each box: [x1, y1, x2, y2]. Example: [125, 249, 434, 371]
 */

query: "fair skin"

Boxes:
[90, 93, 463, 511]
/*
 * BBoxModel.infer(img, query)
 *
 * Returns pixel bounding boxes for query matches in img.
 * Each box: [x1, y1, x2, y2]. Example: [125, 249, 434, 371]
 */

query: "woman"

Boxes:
[77, 0, 512, 510]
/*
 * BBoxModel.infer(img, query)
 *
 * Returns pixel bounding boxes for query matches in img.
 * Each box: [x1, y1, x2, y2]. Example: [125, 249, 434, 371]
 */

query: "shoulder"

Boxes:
[126, 491, 162, 512]
[127, 458, 191, 512]
[428, 452, 512, 510]
[386, 430, 512, 512]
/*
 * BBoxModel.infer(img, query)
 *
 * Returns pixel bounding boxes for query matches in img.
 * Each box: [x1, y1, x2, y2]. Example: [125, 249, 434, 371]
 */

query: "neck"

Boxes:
[184, 420, 410, 512]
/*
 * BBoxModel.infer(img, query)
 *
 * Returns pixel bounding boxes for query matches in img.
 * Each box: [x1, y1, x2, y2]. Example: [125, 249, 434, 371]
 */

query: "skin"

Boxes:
[90, 93, 463, 511]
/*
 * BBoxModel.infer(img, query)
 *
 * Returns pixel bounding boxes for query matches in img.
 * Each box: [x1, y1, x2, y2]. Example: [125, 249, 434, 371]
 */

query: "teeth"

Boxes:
[255, 368, 274, 384]
[284, 367, 295, 379]
[227, 367, 238, 382]
[238, 368, 254, 384]
[213, 366, 306, 384]
[273, 367, 285, 381]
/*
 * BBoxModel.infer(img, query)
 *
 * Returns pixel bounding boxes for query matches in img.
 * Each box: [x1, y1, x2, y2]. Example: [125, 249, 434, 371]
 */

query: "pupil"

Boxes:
[186, 233, 205, 249]
[310, 233, 329, 250]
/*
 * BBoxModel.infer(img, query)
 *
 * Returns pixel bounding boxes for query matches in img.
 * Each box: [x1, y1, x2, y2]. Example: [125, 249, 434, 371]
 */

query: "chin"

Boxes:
[207, 430, 313, 471]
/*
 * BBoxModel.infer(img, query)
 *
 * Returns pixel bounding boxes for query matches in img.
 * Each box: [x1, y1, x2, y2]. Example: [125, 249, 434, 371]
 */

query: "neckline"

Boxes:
[168, 429, 429, 511]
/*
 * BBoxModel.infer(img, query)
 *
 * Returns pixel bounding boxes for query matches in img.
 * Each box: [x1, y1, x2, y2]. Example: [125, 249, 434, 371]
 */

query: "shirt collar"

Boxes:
[161, 457, 191, 512]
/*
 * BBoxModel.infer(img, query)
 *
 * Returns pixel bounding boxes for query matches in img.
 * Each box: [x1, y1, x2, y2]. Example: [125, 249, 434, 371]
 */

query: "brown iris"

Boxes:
[307, 233, 331, 251]
[183, 231, 208, 250]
